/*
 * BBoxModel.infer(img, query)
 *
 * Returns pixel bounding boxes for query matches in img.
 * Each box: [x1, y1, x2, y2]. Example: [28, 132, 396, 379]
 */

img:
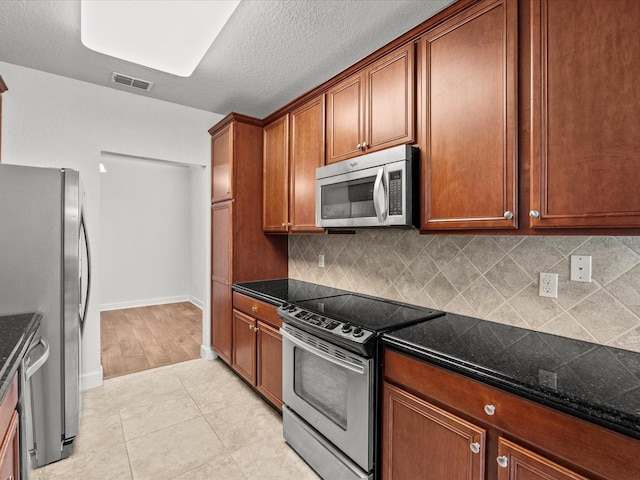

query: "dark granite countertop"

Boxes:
[0, 313, 41, 402]
[232, 278, 640, 441]
[233, 278, 349, 306]
[383, 312, 640, 440]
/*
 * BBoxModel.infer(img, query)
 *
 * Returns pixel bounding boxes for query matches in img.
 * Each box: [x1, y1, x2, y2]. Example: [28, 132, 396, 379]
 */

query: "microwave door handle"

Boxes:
[373, 168, 387, 223]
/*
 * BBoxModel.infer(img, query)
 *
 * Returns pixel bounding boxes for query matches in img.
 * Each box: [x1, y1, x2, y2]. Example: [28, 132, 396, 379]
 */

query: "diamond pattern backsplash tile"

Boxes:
[289, 232, 640, 354]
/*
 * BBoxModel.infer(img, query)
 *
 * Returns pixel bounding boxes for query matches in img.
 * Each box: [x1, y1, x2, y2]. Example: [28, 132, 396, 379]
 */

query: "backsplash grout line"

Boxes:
[289, 232, 640, 353]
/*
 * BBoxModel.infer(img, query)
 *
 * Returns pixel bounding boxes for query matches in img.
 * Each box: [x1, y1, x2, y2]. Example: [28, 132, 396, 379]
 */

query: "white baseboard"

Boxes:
[100, 295, 192, 311]
[81, 366, 104, 391]
[201, 345, 218, 361]
[189, 296, 204, 309]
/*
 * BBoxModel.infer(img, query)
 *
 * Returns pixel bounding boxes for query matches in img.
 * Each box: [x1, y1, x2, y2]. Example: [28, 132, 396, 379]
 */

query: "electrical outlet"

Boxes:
[318, 254, 325, 268]
[538, 369, 558, 389]
[539, 272, 558, 298]
[571, 255, 592, 282]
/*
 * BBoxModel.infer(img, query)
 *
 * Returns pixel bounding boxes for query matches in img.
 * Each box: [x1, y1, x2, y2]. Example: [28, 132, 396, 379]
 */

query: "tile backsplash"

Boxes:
[288, 231, 640, 353]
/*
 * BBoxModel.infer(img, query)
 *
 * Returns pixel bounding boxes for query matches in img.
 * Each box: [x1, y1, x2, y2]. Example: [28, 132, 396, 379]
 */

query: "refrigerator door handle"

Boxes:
[79, 207, 91, 334]
[26, 337, 50, 379]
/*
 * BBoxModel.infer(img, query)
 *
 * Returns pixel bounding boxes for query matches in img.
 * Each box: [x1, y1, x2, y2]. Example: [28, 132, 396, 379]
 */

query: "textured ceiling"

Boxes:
[0, 0, 455, 118]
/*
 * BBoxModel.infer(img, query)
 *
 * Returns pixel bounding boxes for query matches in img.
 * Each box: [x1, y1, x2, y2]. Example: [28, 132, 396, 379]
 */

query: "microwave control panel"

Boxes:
[388, 170, 403, 216]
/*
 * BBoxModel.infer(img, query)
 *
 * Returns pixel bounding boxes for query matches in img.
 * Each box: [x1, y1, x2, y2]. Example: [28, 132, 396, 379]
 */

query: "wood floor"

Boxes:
[101, 302, 202, 379]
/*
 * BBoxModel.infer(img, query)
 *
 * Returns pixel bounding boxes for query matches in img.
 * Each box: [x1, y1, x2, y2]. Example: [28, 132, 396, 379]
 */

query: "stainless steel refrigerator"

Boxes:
[0, 164, 91, 472]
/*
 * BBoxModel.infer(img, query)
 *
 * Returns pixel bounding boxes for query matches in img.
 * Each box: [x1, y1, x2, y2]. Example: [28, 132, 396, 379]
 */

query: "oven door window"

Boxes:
[320, 176, 376, 219]
[293, 347, 348, 430]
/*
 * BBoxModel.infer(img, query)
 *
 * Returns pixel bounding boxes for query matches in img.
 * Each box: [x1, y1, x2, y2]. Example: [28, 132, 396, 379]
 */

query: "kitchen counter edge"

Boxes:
[382, 335, 640, 441]
[0, 312, 41, 403]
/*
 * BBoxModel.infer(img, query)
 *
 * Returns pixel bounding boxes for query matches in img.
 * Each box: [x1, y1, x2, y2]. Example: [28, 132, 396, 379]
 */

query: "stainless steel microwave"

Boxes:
[316, 145, 419, 228]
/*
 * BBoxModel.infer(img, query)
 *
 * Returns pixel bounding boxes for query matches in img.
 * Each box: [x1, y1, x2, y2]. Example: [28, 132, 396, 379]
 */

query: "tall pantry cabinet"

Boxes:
[209, 113, 287, 364]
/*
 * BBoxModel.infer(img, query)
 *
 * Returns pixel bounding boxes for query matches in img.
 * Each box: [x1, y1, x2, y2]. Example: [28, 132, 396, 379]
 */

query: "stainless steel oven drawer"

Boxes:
[283, 406, 372, 480]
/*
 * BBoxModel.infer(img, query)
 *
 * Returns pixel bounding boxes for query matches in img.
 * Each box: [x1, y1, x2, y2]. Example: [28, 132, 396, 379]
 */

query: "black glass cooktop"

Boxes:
[294, 293, 444, 333]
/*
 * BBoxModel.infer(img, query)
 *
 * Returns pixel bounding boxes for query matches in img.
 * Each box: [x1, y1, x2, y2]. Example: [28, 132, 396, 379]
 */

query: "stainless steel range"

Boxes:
[277, 293, 443, 480]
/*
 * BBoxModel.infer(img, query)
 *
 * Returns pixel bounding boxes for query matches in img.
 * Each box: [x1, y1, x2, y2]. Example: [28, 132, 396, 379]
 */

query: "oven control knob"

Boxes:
[352, 326, 364, 337]
[341, 323, 353, 333]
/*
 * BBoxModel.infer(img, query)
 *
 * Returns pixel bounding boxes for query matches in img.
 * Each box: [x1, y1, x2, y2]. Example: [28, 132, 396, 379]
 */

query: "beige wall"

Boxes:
[289, 232, 640, 353]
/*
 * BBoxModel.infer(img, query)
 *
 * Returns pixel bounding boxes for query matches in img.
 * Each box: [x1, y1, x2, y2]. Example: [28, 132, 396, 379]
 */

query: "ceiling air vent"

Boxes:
[111, 72, 153, 91]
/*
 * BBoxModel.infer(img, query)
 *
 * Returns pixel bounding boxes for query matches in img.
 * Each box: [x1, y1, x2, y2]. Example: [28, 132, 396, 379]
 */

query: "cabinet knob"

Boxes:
[497, 455, 509, 468]
[469, 442, 481, 454]
[362, 141, 368, 149]
[254, 326, 259, 332]
[484, 404, 496, 416]
[251, 306, 258, 312]
[503, 211, 514, 220]
[529, 209, 540, 218]
[356, 143, 362, 150]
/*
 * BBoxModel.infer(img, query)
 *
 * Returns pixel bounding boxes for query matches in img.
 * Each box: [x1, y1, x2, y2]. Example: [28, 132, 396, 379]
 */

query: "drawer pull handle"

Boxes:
[469, 442, 481, 454]
[497, 455, 509, 468]
[484, 404, 496, 416]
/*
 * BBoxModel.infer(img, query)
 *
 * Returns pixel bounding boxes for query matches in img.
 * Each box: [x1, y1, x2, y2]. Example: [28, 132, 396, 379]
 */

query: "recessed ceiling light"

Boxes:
[80, 0, 240, 77]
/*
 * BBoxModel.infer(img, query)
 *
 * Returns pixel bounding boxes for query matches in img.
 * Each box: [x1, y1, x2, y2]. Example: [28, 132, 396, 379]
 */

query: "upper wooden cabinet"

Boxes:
[529, 0, 640, 228]
[419, 0, 517, 230]
[263, 115, 290, 232]
[289, 96, 325, 233]
[326, 44, 415, 164]
[211, 123, 233, 203]
[263, 96, 325, 233]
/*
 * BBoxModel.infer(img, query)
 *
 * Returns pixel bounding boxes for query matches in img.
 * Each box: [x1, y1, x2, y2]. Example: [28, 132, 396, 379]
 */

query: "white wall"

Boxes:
[1, 61, 222, 388]
[100, 156, 195, 310]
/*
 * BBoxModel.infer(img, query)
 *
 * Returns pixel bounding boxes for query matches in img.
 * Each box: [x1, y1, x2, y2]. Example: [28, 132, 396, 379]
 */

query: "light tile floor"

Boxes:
[32, 359, 320, 480]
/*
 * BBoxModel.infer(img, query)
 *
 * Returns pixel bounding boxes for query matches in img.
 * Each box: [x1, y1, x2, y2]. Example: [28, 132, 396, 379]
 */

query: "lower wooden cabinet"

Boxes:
[232, 310, 257, 383]
[382, 382, 485, 480]
[231, 292, 283, 410]
[211, 280, 232, 364]
[0, 375, 19, 480]
[383, 349, 640, 480]
[256, 321, 282, 408]
[497, 438, 587, 480]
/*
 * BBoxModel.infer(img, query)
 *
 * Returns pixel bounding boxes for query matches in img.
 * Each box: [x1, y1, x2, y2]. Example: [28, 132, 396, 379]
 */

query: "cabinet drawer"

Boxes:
[384, 349, 640, 480]
[232, 292, 282, 329]
[0, 375, 17, 439]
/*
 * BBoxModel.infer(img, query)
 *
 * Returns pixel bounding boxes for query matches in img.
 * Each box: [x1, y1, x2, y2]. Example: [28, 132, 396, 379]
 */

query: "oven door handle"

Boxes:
[280, 328, 366, 375]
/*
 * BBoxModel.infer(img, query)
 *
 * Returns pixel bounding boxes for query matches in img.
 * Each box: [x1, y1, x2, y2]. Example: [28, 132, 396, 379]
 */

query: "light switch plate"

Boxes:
[571, 255, 591, 282]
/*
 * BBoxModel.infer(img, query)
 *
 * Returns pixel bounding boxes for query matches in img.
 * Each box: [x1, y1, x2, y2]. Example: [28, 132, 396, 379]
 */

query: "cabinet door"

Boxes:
[263, 115, 290, 233]
[211, 123, 233, 203]
[232, 310, 257, 384]
[256, 321, 283, 410]
[382, 382, 485, 480]
[326, 72, 365, 164]
[420, 0, 517, 230]
[211, 280, 232, 364]
[211, 201, 232, 364]
[0, 412, 19, 480]
[529, 0, 640, 228]
[366, 43, 415, 153]
[289, 96, 325, 233]
[497, 437, 588, 480]
[211, 201, 232, 283]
